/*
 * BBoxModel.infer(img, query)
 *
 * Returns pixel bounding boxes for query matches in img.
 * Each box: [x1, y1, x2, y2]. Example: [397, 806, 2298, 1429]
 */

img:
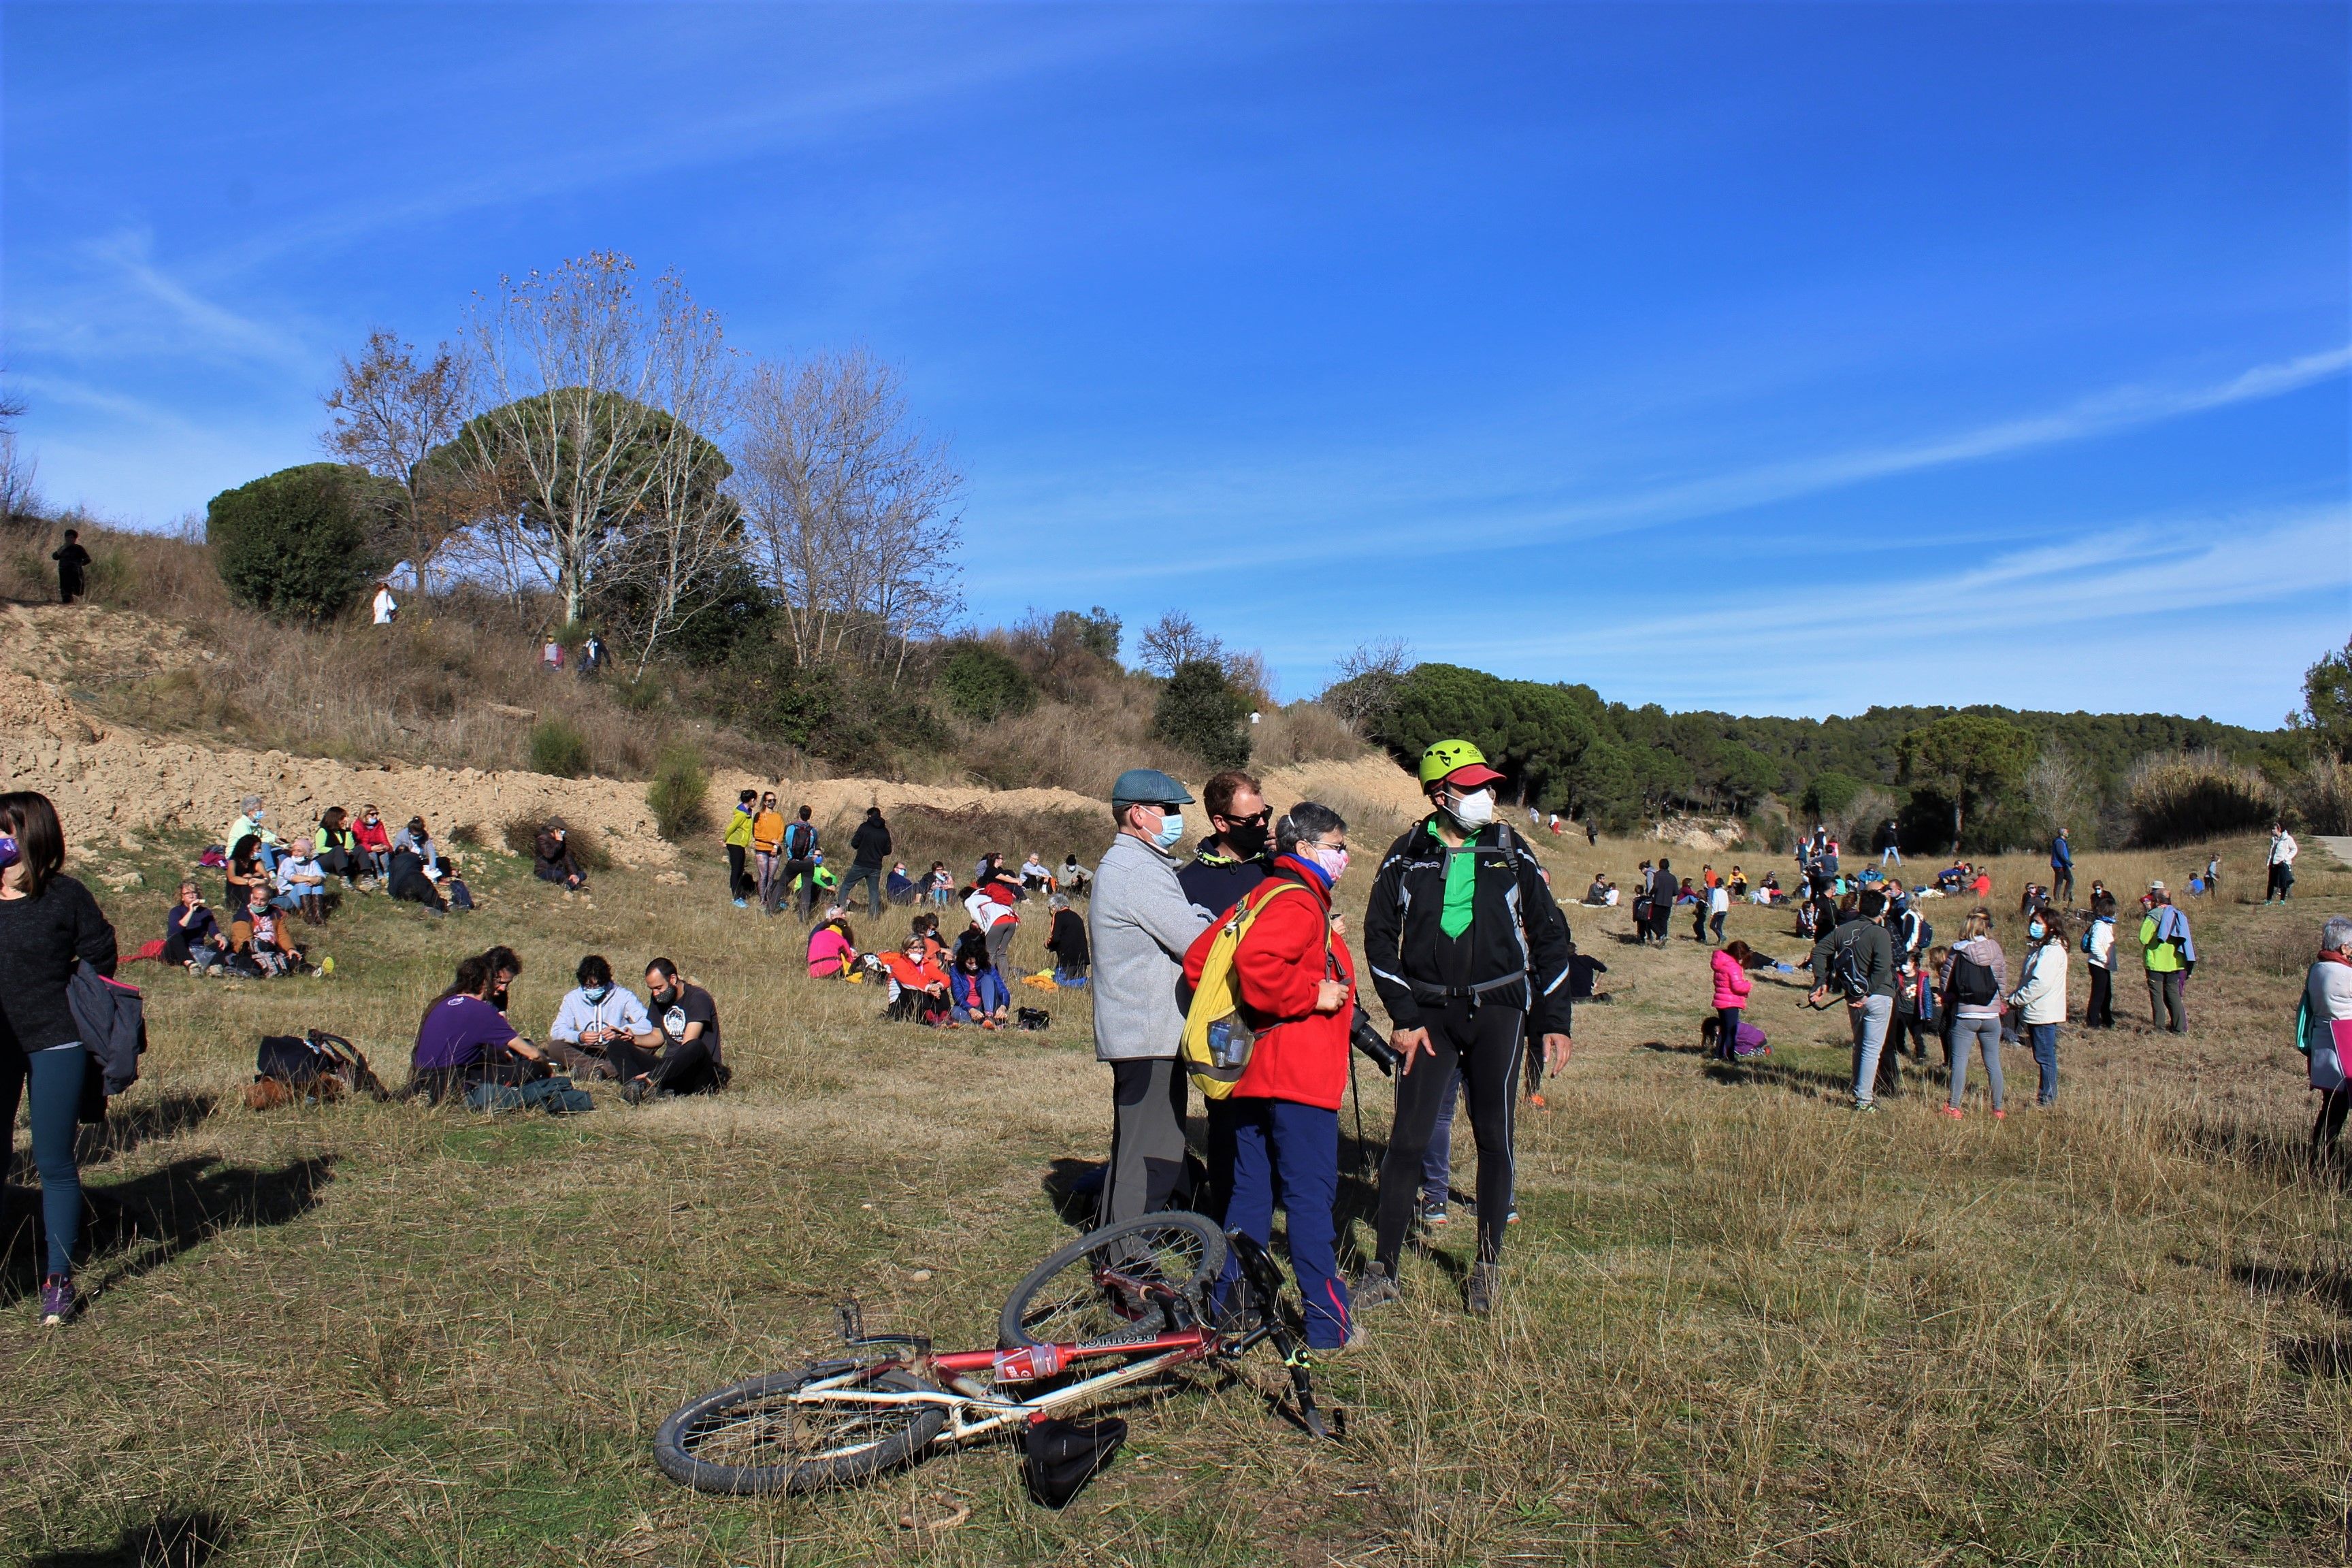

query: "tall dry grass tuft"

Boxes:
[2124, 748, 2278, 845]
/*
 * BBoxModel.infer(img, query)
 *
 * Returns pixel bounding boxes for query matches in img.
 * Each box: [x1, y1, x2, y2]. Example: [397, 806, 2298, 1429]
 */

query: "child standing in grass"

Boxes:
[1708, 940, 1752, 1062]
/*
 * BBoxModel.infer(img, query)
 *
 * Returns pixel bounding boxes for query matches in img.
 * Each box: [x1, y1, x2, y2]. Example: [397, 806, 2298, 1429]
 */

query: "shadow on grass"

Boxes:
[2232, 1260, 2352, 1316]
[23, 1509, 231, 1567]
[76, 1092, 218, 1166]
[1, 1154, 333, 1306]
[2187, 1117, 2321, 1185]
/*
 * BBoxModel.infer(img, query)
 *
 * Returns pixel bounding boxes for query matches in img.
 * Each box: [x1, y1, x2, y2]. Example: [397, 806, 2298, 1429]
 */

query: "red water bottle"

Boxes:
[992, 1342, 1063, 1382]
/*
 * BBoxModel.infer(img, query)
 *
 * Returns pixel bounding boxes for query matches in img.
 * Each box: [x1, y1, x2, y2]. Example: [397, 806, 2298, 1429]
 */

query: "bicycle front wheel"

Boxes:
[654, 1366, 946, 1494]
[999, 1211, 1228, 1350]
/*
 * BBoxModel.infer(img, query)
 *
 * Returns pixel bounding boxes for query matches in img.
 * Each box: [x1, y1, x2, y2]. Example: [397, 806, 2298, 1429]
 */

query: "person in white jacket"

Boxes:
[2081, 891, 2117, 1029]
[2305, 917, 2352, 1160]
[2010, 911, 2071, 1107]
[2268, 823, 2300, 904]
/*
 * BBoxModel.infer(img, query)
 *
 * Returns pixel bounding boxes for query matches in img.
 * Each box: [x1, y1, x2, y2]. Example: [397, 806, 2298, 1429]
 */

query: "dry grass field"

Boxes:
[5, 813, 2349, 1567]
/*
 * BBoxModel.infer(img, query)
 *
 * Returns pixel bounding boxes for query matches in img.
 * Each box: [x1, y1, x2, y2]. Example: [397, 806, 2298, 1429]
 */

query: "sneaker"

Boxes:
[1353, 1264, 1402, 1311]
[621, 1080, 650, 1106]
[732, 898, 748, 909]
[1465, 1261, 1499, 1316]
[1992, 1108, 2006, 1121]
[1528, 1092, 1547, 1109]
[39, 1275, 77, 1326]
[1418, 1198, 1449, 1228]
[1851, 1100, 1880, 1114]
[1505, 1206, 1520, 1225]
[1939, 1105, 1964, 1119]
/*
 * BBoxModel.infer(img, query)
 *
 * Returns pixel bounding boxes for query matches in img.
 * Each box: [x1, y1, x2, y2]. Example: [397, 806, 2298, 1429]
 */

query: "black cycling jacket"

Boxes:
[1360, 815, 1574, 1037]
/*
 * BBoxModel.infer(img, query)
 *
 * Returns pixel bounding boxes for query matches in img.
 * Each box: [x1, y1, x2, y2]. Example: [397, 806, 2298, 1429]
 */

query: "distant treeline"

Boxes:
[1337, 656, 2318, 852]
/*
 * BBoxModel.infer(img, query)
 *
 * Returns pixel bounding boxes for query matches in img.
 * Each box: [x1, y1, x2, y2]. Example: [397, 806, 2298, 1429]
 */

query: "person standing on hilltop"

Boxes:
[2049, 827, 2074, 905]
[1358, 740, 1573, 1318]
[372, 581, 398, 625]
[779, 806, 821, 919]
[50, 530, 91, 605]
[1088, 769, 1211, 1226]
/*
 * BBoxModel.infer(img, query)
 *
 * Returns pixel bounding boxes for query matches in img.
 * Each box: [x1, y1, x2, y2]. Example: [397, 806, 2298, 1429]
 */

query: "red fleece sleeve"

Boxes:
[1232, 889, 1331, 1021]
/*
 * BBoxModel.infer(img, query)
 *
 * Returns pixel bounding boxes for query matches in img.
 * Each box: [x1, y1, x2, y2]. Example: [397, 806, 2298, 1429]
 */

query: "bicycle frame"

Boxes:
[794, 1229, 1328, 1449]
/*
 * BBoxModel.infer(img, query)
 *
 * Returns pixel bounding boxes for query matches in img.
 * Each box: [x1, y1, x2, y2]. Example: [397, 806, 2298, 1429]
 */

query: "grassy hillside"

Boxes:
[6, 816, 2347, 1565]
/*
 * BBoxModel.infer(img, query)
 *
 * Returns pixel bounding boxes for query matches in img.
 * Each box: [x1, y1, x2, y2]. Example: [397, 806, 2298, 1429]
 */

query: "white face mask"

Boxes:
[1443, 788, 1495, 829]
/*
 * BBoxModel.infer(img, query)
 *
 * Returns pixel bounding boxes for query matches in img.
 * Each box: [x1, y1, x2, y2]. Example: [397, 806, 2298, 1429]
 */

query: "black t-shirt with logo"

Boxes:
[653, 983, 721, 1064]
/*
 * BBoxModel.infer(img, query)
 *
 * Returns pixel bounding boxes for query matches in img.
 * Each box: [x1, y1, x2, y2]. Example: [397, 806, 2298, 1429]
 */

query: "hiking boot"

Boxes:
[621, 1080, 651, 1106]
[1353, 1264, 1402, 1312]
[39, 1275, 77, 1326]
[1465, 1261, 1499, 1316]
[1505, 1206, 1520, 1225]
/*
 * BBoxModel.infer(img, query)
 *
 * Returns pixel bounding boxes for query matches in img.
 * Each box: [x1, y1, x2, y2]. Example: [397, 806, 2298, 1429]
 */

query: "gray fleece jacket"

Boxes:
[1088, 831, 1211, 1063]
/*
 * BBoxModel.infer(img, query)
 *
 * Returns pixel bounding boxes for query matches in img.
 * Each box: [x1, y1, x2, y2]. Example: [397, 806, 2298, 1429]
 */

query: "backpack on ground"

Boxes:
[1179, 880, 1320, 1100]
[247, 1028, 387, 1108]
[1015, 1007, 1051, 1032]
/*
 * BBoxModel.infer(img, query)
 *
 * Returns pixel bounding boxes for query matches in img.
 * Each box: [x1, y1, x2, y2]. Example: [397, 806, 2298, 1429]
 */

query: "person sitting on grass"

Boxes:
[387, 817, 451, 914]
[1045, 892, 1090, 987]
[887, 862, 919, 904]
[1583, 874, 1609, 906]
[534, 818, 587, 892]
[314, 807, 363, 888]
[608, 958, 728, 1101]
[878, 934, 951, 1023]
[951, 948, 1011, 1028]
[909, 909, 947, 964]
[164, 882, 227, 975]
[807, 909, 860, 978]
[274, 843, 329, 924]
[1021, 853, 1053, 893]
[546, 953, 656, 1077]
[1059, 854, 1090, 896]
[353, 805, 393, 885]
[408, 951, 549, 1102]
[233, 885, 314, 977]
[225, 834, 270, 913]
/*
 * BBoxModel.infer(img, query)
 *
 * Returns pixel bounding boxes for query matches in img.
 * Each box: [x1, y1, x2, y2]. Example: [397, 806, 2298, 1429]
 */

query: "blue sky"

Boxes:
[5, 3, 2345, 727]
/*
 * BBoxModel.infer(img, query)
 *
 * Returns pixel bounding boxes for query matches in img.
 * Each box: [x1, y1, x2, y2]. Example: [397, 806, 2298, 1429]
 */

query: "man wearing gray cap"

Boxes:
[1088, 768, 1213, 1226]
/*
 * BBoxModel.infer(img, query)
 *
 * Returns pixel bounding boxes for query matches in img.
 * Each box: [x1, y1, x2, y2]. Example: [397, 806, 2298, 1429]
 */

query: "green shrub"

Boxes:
[205, 463, 392, 621]
[527, 717, 592, 779]
[1800, 772, 1863, 821]
[615, 671, 666, 713]
[2123, 749, 2277, 846]
[1155, 659, 1252, 769]
[647, 745, 710, 842]
[941, 642, 1037, 723]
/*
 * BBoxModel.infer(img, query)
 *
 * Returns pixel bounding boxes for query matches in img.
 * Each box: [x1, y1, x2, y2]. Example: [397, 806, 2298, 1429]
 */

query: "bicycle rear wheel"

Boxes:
[999, 1211, 1227, 1350]
[655, 1366, 946, 1494]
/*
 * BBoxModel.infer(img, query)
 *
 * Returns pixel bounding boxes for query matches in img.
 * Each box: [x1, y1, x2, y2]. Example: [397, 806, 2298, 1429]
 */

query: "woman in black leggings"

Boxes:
[0, 791, 119, 1326]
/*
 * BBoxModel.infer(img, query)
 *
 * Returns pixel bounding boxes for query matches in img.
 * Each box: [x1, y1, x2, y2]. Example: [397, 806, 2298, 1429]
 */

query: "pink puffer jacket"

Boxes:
[1710, 947, 1752, 1011]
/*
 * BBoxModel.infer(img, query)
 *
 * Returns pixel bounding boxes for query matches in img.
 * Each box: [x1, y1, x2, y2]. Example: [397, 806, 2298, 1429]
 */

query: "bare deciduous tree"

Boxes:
[615, 297, 741, 676]
[321, 329, 475, 595]
[461, 253, 682, 627]
[732, 350, 963, 682]
[2024, 747, 2093, 841]
[1321, 637, 1416, 731]
[0, 434, 39, 529]
[1137, 610, 1222, 678]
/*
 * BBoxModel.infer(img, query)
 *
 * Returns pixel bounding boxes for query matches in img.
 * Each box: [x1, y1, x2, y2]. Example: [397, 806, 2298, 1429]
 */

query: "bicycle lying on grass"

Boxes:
[655, 1211, 1341, 1497]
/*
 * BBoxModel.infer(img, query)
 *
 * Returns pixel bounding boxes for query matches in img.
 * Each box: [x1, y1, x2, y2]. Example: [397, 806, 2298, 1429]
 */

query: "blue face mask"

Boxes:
[1151, 811, 1186, 852]
[2027, 922, 2046, 940]
[583, 985, 610, 1004]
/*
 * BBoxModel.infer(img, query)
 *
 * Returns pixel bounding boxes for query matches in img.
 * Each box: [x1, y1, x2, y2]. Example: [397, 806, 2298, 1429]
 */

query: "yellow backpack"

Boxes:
[1180, 881, 1322, 1100]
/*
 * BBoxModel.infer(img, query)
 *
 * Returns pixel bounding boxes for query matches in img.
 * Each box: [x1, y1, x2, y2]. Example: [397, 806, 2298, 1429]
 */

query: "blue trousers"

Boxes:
[2, 1044, 86, 1279]
[2028, 1022, 2059, 1105]
[1217, 1098, 1352, 1350]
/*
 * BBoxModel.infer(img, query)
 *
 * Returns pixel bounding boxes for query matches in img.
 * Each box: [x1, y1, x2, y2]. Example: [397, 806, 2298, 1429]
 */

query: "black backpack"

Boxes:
[1948, 951, 1999, 1007]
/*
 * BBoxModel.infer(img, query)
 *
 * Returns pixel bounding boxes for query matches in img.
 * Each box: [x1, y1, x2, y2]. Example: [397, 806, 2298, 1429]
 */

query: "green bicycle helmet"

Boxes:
[1418, 739, 1506, 789]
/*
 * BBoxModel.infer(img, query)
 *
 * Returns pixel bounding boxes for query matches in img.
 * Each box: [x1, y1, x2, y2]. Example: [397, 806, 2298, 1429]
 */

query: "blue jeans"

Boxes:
[1217, 1098, 1352, 1349]
[1848, 994, 1893, 1107]
[2028, 1022, 2059, 1105]
[2, 1044, 86, 1279]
